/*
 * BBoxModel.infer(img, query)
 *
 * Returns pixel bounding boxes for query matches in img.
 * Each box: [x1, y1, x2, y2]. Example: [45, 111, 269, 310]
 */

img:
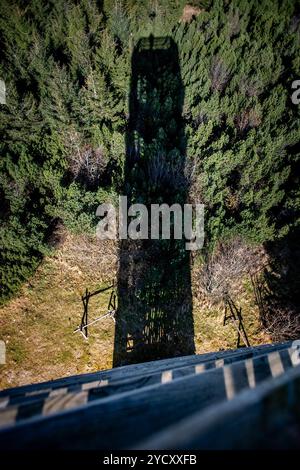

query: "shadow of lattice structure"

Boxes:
[113, 36, 195, 366]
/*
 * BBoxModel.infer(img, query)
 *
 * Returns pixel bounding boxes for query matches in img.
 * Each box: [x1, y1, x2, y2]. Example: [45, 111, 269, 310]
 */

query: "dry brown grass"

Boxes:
[0, 230, 270, 390]
[0, 231, 118, 389]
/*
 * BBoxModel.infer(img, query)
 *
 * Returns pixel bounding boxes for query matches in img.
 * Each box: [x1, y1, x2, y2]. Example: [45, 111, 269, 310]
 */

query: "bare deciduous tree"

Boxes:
[235, 108, 261, 133]
[147, 153, 187, 191]
[263, 305, 300, 342]
[65, 129, 108, 185]
[228, 8, 241, 38]
[210, 56, 231, 92]
[197, 238, 264, 302]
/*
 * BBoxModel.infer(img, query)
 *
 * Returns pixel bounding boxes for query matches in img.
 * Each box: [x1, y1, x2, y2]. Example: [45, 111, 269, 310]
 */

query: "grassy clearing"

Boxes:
[0, 231, 270, 390]
[0, 232, 118, 389]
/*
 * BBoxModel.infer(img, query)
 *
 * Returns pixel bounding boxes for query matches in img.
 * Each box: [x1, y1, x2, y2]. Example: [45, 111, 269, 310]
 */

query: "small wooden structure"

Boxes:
[250, 272, 268, 328]
[74, 282, 116, 339]
[223, 294, 250, 348]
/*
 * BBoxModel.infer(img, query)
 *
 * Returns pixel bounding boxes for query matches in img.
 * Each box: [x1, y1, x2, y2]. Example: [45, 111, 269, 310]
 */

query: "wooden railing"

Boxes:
[74, 282, 116, 339]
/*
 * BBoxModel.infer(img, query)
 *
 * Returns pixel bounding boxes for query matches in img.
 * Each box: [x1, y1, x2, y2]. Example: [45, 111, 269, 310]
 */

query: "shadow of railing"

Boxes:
[113, 36, 195, 366]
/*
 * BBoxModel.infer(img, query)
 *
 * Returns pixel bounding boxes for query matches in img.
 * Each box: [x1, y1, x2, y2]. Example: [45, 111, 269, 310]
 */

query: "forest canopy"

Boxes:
[0, 0, 299, 303]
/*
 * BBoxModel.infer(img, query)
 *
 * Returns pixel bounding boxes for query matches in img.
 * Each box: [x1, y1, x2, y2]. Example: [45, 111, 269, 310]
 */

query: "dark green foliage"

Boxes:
[174, 0, 300, 245]
[0, 0, 299, 303]
[0, 0, 123, 302]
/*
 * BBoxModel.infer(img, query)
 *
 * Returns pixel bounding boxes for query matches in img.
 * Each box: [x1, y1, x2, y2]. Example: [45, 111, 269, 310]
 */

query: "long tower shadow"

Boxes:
[113, 36, 195, 366]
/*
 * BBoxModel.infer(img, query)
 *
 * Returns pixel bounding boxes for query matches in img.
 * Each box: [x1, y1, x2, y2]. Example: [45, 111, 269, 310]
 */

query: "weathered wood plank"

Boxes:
[138, 364, 300, 450]
[1, 346, 292, 424]
[0, 347, 295, 450]
[0, 341, 291, 400]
